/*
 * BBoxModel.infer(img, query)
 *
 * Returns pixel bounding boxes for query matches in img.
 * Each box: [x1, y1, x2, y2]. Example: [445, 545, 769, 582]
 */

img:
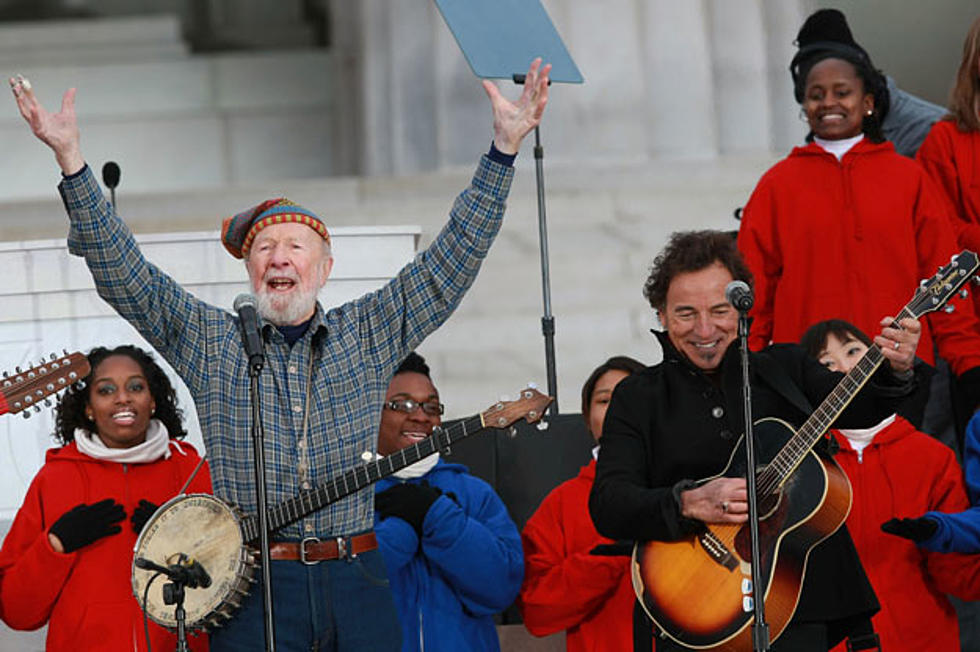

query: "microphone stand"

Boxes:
[248, 356, 276, 651]
[513, 73, 558, 414]
[737, 311, 769, 651]
[166, 576, 191, 652]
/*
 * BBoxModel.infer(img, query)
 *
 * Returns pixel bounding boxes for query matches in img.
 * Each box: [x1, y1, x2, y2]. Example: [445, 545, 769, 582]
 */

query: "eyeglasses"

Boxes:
[384, 398, 445, 416]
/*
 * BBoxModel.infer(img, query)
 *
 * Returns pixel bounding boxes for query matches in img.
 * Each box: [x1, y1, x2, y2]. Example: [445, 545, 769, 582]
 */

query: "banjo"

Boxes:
[133, 386, 552, 632]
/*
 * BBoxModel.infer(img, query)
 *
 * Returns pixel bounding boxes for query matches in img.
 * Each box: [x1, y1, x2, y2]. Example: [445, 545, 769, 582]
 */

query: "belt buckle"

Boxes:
[336, 536, 348, 560]
[300, 536, 321, 565]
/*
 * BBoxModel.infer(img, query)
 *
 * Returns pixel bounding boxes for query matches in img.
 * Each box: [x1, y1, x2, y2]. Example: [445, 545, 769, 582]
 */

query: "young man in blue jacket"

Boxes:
[373, 352, 524, 652]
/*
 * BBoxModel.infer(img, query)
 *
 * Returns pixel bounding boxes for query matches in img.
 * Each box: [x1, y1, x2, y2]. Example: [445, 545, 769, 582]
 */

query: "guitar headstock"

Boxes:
[907, 250, 980, 319]
[480, 387, 553, 430]
[1, 352, 90, 418]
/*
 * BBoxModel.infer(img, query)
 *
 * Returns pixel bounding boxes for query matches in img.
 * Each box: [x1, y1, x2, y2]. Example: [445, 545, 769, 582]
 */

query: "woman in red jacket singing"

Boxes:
[801, 320, 980, 652]
[0, 345, 212, 651]
[737, 10, 980, 420]
[519, 355, 646, 652]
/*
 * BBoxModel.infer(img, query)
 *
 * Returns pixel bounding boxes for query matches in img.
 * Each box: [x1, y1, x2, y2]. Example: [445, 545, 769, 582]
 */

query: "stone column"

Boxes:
[327, 0, 440, 176]
[707, 0, 771, 153]
[639, 0, 718, 157]
[762, 0, 811, 153]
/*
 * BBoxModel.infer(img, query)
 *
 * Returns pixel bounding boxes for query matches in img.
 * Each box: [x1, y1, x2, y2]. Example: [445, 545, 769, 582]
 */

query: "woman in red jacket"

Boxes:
[737, 11, 980, 414]
[519, 355, 646, 652]
[0, 345, 212, 651]
[917, 17, 980, 315]
[801, 320, 980, 652]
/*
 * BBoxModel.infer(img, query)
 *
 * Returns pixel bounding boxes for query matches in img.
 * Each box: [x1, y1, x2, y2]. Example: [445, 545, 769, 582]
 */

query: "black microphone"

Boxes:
[135, 556, 212, 589]
[725, 280, 754, 312]
[102, 161, 120, 189]
[102, 161, 120, 208]
[234, 293, 265, 373]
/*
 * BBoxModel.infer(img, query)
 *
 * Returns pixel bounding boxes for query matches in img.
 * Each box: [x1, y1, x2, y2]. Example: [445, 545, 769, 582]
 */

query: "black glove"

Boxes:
[49, 498, 126, 553]
[131, 499, 159, 535]
[881, 517, 939, 543]
[375, 481, 443, 538]
[589, 541, 634, 557]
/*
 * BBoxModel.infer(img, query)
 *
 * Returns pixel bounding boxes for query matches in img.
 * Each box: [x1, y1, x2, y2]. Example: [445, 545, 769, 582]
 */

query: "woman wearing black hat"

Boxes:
[737, 9, 980, 452]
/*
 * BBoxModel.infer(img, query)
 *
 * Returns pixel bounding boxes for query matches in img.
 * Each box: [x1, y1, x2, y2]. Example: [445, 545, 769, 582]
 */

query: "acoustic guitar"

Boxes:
[632, 251, 980, 651]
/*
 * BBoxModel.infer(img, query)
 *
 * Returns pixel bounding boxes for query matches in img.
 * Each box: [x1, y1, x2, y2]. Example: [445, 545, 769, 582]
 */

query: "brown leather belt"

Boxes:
[267, 532, 377, 564]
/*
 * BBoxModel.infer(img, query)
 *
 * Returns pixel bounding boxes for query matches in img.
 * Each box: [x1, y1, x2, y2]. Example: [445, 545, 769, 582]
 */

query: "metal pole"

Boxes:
[532, 125, 559, 413]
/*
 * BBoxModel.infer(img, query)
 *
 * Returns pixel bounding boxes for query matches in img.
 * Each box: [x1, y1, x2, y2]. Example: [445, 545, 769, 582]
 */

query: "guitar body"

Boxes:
[633, 417, 852, 651]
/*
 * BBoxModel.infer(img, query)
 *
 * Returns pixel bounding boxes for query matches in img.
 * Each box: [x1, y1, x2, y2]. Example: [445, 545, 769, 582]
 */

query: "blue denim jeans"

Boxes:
[209, 548, 401, 651]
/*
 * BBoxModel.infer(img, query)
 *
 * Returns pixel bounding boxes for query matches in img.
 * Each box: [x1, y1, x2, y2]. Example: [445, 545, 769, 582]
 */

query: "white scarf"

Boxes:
[74, 418, 173, 464]
[838, 414, 896, 461]
[393, 452, 440, 479]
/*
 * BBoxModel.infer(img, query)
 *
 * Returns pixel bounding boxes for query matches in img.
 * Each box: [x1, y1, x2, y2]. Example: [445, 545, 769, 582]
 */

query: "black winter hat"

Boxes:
[789, 9, 876, 101]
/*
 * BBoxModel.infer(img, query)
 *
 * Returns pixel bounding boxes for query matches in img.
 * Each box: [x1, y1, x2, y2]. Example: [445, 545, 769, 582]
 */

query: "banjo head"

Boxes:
[132, 493, 257, 632]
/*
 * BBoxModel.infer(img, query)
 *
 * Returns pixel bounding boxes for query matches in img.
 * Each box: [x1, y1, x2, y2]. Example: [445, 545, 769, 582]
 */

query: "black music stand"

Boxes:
[434, 0, 582, 413]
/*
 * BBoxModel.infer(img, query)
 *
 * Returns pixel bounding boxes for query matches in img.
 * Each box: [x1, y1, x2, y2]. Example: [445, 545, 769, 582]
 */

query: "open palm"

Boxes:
[482, 58, 552, 155]
[9, 76, 84, 174]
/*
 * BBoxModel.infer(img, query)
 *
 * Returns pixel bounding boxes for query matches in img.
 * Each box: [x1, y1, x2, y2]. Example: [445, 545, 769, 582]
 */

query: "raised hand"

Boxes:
[481, 58, 552, 155]
[9, 74, 84, 175]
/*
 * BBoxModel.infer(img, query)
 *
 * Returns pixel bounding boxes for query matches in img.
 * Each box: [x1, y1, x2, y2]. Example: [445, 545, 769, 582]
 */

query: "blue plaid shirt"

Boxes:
[59, 156, 513, 538]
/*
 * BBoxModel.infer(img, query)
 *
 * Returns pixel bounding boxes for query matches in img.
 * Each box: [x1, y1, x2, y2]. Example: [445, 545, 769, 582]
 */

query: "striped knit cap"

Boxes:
[221, 198, 330, 259]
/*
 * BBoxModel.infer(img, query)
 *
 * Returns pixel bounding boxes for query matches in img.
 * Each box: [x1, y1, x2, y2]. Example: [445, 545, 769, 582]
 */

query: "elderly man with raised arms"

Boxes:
[9, 59, 550, 651]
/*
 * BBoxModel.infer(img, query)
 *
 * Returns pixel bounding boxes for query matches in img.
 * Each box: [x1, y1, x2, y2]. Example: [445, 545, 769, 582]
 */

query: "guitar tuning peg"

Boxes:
[43, 399, 52, 407]
[536, 420, 550, 432]
[507, 426, 518, 439]
[961, 289, 970, 299]
[32, 405, 41, 413]
[22, 412, 31, 420]
[974, 275, 980, 286]
[62, 349, 69, 356]
[15, 366, 21, 374]
[49, 352, 56, 360]
[945, 305, 956, 313]
[526, 381, 539, 390]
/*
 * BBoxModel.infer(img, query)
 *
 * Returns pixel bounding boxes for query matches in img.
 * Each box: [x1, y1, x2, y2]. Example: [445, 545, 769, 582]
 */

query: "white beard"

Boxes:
[255, 285, 319, 325]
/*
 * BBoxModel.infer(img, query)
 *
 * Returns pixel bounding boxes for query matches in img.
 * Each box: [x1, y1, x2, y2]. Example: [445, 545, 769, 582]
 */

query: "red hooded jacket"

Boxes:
[519, 459, 646, 651]
[831, 417, 980, 652]
[0, 439, 212, 651]
[917, 119, 980, 317]
[738, 138, 980, 375]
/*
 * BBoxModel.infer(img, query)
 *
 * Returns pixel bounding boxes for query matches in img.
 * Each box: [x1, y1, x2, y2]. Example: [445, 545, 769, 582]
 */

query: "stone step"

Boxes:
[0, 15, 188, 65]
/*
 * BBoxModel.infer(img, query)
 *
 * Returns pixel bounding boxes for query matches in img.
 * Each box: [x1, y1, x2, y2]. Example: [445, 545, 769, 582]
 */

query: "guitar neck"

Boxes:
[764, 307, 913, 489]
[240, 413, 486, 543]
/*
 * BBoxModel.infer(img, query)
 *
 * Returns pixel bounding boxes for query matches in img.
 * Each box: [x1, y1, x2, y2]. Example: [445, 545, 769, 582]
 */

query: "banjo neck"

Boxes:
[238, 387, 551, 544]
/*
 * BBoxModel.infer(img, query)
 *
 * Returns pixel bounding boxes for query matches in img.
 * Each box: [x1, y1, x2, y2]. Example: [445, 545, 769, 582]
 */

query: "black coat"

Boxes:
[590, 331, 918, 638]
